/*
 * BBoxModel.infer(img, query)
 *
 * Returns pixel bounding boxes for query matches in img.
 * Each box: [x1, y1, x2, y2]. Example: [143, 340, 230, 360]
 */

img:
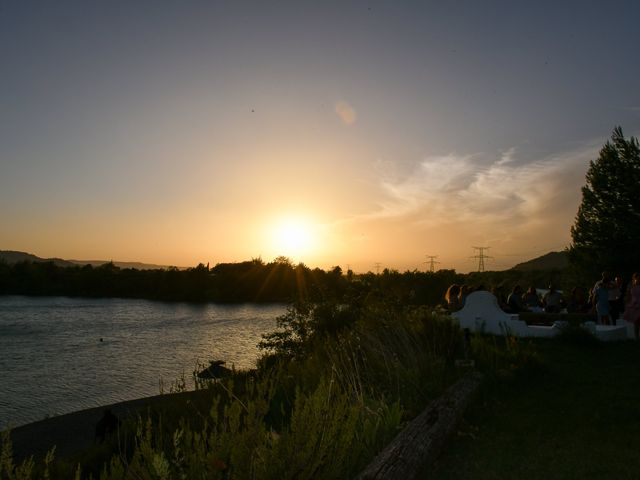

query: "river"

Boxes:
[0, 295, 285, 428]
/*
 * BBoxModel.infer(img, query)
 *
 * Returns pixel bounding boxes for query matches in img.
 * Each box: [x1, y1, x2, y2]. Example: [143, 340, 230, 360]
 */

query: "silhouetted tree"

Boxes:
[569, 126, 640, 278]
[273, 256, 293, 266]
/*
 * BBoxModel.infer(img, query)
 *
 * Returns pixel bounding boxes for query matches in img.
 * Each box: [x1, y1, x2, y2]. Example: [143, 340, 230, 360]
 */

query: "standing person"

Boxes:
[624, 273, 640, 340]
[609, 276, 625, 325]
[592, 272, 612, 325]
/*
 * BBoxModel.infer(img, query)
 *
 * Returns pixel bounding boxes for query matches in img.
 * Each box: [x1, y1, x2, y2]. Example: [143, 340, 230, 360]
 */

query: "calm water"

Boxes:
[0, 295, 284, 428]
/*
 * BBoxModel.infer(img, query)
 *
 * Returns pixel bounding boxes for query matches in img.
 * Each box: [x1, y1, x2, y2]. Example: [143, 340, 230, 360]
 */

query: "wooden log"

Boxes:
[356, 371, 483, 480]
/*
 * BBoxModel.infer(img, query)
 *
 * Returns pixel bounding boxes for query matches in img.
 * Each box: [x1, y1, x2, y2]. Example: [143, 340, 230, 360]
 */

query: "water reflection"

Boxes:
[0, 296, 284, 427]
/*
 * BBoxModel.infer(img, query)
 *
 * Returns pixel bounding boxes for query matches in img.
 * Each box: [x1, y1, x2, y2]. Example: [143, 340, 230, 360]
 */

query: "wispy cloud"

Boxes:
[350, 143, 599, 235]
[335, 101, 357, 125]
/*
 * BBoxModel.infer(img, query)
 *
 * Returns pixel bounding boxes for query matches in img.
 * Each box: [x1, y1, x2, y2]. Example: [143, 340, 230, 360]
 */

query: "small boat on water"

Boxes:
[196, 360, 232, 379]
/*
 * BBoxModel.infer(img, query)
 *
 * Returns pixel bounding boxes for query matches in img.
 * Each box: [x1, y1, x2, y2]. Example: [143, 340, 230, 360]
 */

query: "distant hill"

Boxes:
[0, 250, 77, 268]
[0, 250, 174, 270]
[511, 251, 569, 271]
[66, 259, 174, 270]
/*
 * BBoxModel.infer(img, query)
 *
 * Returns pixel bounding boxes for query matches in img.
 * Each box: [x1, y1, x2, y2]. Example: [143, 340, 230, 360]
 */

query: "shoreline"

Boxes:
[7, 390, 203, 462]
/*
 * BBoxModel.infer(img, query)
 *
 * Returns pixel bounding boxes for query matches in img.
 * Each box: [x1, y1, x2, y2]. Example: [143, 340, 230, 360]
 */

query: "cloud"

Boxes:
[374, 153, 478, 218]
[351, 143, 599, 236]
[335, 101, 357, 125]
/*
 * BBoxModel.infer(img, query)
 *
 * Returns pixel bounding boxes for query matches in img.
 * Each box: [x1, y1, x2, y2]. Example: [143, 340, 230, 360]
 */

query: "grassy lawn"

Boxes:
[428, 337, 640, 480]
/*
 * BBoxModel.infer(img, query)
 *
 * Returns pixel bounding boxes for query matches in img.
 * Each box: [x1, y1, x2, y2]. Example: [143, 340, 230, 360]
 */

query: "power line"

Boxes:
[471, 246, 493, 272]
[424, 255, 440, 273]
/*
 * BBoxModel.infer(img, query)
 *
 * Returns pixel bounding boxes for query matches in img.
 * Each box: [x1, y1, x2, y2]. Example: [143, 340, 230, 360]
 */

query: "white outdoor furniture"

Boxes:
[451, 291, 631, 341]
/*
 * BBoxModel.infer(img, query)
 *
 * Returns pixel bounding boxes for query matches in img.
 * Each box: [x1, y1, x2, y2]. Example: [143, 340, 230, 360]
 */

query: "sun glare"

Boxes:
[271, 218, 315, 259]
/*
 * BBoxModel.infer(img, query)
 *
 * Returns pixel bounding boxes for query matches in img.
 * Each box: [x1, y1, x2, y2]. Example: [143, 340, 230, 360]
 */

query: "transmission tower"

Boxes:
[374, 262, 382, 275]
[471, 246, 493, 272]
[424, 255, 440, 273]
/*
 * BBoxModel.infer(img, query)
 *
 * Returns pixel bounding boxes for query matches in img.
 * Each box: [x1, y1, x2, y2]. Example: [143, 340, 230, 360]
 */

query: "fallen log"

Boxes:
[356, 371, 483, 480]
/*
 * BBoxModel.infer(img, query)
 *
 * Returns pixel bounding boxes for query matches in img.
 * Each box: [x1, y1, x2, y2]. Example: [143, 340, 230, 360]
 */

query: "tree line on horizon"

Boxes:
[0, 253, 575, 306]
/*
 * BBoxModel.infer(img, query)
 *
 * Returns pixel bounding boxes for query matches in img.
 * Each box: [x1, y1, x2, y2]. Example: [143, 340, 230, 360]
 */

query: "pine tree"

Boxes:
[569, 126, 640, 278]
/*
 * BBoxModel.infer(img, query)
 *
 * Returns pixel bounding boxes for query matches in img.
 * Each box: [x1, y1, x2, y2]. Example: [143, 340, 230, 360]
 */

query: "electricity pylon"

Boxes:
[471, 246, 492, 272]
[424, 255, 440, 273]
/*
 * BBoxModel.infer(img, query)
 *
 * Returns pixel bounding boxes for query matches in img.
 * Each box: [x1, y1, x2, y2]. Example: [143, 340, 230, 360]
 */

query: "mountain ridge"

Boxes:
[0, 250, 177, 270]
[510, 251, 569, 271]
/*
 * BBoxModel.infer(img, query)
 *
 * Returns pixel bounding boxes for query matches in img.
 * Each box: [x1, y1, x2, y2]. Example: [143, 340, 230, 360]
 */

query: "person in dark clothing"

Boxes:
[492, 285, 509, 312]
[543, 285, 564, 313]
[95, 409, 120, 442]
[507, 285, 528, 313]
[444, 284, 462, 311]
[609, 275, 626, 324]
[522, 286, 541, 310]
[566, 286, 590, 314]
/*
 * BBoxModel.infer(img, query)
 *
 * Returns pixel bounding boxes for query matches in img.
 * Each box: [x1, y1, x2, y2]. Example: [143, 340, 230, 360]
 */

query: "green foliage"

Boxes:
[0, 429, 61, 480]
[325, 309, 461, 415]
[258, 304, 315, 358]
[88, 372, 401, 480]
[265, 377, 378, 479]
[260, 302, 465, 418]
[569, 126, 640, 278]
[258, 301, 359, 358]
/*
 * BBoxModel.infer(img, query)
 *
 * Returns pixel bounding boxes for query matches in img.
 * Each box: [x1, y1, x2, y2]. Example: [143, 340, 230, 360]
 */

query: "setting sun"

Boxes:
[271, 218, 316, 260]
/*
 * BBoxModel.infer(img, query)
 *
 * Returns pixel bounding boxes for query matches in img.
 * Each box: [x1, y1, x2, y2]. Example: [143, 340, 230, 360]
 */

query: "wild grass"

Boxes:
[0, 431, 69, 480]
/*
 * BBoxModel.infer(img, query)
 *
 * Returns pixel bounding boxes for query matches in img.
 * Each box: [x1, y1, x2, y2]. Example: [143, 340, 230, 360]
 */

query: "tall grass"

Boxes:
[0, 431, 69, 480]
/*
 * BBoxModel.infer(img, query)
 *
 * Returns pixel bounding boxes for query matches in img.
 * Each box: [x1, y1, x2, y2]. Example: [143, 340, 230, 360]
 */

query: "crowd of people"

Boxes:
[443, 271, 640, 340]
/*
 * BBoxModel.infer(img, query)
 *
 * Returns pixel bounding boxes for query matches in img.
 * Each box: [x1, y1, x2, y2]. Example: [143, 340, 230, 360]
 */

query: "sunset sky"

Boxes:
[1, 1, 639, 273]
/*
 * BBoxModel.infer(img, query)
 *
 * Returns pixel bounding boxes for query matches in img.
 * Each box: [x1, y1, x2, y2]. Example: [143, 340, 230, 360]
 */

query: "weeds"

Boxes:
[0, 430, 63, 480]
[470, 333, 540, 377]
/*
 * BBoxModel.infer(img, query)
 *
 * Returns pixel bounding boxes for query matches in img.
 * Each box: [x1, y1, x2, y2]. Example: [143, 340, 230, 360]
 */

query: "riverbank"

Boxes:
[9, 390, 208, 461]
